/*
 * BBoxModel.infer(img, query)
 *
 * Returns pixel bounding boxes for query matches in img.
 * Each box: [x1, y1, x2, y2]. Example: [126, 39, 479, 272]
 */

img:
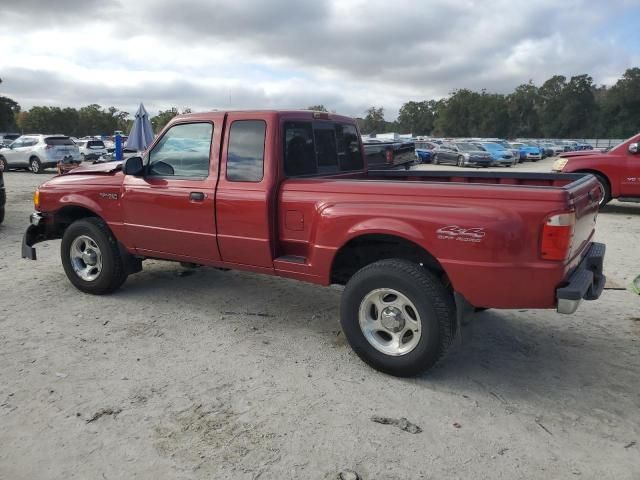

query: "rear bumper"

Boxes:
[556, 242, 606, 314]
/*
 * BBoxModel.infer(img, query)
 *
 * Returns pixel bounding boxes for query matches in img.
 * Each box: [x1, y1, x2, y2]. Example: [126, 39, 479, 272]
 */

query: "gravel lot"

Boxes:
[1, 159, 639, 479]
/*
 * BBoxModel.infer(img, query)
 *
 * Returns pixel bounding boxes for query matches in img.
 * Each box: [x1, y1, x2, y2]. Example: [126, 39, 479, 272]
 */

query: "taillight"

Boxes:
[45, 144, 53, 149]
[386, 148, 394, 164]
[541, 212, 575, 261]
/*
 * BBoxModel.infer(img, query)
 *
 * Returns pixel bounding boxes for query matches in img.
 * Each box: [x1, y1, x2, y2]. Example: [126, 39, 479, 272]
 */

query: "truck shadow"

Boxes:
[423, 304, 639, 411]
[600, 201, 640, 215]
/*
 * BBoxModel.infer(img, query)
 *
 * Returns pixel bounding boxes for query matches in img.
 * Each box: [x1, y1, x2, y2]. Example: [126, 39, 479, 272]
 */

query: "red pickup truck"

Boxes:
[22, 110, 606, 376]
[552, 133, 640, 206]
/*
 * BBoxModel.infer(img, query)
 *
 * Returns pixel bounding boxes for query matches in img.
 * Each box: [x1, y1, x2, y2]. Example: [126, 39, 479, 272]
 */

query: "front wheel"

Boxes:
[340, 259, 456, 377]
[457, 155, 465, 167]
[0, 156, 7, 172]
[30, 157, 42, 174]
[432, 154, 439, 165]
[61, 218, 128, 294]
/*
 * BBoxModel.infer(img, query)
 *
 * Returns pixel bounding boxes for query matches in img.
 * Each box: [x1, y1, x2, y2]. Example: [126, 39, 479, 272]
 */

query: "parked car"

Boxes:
[414, 140, 438, 164]
[509, 142, 542, 162]
[75, 138, 108, 161]
[22, 110, 606, 377]
[0, 164, 5, 224]
[540, 142, 563, 157]
[0, 135, 81, 173]
[553, 132, 640, 206]
[363, 138, 415, 169]
[476, 142, 517, 166]
[0, 133, 20, 147]
[432, 142, 492, 167]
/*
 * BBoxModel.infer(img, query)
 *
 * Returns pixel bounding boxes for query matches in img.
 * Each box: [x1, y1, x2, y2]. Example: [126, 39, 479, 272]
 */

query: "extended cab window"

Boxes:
[148, 123, 212, 178]
[226, 120, 266, 182]
[284, 121, 363, 177]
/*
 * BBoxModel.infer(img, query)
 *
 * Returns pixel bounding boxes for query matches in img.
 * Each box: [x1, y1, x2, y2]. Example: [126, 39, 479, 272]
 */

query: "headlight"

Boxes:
[33, 189, 40, 209]
[552, 159, 568, 171]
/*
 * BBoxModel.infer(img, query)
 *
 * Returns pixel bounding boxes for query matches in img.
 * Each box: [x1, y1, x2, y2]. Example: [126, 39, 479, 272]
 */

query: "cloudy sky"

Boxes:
[1, 0, 639, 119]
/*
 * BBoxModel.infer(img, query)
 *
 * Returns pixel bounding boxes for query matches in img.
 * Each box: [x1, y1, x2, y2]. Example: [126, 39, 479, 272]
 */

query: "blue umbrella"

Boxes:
[125, 103, 154, 151]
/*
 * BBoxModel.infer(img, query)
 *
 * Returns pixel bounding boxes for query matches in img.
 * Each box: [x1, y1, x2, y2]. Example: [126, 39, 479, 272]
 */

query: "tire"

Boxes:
[80, 153, 85, 162]
[457, 156, 465, 167]
[432, 154, 439, 165]
[593, 173, 611, 207]
[61, 217, 128, 294]
[0, 156, 7, 172]
[0, 207, 4, 224]
[30, 156, 42, 174]
[340, 259, 456, 377]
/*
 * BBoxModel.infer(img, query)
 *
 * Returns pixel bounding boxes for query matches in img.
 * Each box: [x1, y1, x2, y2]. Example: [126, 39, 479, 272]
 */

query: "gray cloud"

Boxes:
[0, 0, 637, 119]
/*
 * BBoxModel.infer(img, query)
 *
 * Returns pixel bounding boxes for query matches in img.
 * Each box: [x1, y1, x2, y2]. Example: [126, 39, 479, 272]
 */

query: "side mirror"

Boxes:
[123, 156, 144, 176]
[629, 143, 638, 154]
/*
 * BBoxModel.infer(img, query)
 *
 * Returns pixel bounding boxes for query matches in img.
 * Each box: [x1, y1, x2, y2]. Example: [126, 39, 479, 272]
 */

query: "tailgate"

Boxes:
[567, 174, 601, 261]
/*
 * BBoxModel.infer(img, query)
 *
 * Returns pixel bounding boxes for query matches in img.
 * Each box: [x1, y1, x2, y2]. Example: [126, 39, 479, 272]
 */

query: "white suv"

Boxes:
[0, 135, 81, 173]
[75, 138, 108, 161]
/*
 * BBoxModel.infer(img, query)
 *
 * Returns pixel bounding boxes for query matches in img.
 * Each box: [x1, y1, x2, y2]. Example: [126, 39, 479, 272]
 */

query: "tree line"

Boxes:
[1, 68, 639, 139]
[343, 68, 640, 138]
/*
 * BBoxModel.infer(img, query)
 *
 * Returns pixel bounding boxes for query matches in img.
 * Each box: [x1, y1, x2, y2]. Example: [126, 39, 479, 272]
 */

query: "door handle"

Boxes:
[189, 192, 205, 201]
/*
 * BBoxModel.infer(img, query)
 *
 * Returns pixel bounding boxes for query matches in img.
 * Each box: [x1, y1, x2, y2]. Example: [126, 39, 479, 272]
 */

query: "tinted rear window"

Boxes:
[283, 121, 363, 177]
[45, 137, 74, 146]
[87, 140, 105, 148]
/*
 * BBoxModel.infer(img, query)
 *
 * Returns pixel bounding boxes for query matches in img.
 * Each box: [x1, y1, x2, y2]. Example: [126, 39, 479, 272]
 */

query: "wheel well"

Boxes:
[330, 234, 445, 285]
[575, 169, 608, 186]
[53, 206, 100, 235]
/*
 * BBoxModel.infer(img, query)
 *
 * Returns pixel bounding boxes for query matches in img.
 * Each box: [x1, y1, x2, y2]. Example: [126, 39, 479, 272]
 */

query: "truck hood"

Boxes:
[64, 160, 123, 175]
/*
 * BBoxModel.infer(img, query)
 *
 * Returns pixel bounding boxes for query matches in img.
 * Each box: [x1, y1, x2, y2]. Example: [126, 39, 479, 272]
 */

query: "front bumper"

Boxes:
[556, 242, 606, 314]
[22, 212, 49, 260]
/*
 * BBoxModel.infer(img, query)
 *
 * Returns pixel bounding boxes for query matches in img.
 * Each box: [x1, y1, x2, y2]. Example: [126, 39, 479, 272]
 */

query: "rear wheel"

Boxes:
[0, 156, 7, 172]
[340, 259, 456, 377]
[61, 218, 128, 294]
[30, 156, 42, 174]
[593, 173, 611, 207]
[432, 154, 439, 165]
[457, 155, 465, 167]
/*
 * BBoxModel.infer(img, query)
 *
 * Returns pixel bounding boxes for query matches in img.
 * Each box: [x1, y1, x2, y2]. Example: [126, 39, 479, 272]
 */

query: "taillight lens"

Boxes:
[45, 144, 53, 149]
[541, 212, 575, 261]
[386, 149, 394, 163]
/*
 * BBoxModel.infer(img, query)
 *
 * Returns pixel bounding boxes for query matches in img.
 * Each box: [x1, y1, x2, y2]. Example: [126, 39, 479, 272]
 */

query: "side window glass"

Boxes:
[335, 124, 363, 171]
[148, 123, 212, 178]
[284, 121, 316, 176]
[314, 126, 338, 174]
[227, 120, 266, 182]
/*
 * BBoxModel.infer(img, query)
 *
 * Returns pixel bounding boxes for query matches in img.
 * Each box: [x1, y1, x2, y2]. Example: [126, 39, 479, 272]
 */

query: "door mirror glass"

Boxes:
[123, 156, 144, 176]
[629, 143, 638, 154]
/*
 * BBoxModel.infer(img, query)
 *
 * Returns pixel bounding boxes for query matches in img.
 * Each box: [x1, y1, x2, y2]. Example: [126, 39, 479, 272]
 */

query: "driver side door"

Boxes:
[122, 120, 222, 262]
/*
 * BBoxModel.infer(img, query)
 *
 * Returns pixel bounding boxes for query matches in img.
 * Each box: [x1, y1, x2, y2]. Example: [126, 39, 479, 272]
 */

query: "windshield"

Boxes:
[455, 143, 477, 152]
[482, 143, 502, 150]
[610, 133, 640, 154]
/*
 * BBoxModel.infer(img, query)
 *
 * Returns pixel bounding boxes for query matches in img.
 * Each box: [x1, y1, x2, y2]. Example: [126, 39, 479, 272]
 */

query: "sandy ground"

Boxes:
[1, 159, 639, 479]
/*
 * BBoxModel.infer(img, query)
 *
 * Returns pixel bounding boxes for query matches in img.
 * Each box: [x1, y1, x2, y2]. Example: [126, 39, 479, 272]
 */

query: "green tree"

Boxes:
[306, 105, 328, 112]
[0, 77, 21, 132]
[362, 106, 386, 134]
[538, 75, 567, 137]
[397, 100, 437, 135]
[598, 67, 640, 137]
[507, 82, 540, 137]
[151, 107, 192, 132]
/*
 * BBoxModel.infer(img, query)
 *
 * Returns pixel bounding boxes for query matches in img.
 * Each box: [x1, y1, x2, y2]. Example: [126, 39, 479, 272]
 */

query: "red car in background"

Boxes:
[553, 133, 640, 206]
